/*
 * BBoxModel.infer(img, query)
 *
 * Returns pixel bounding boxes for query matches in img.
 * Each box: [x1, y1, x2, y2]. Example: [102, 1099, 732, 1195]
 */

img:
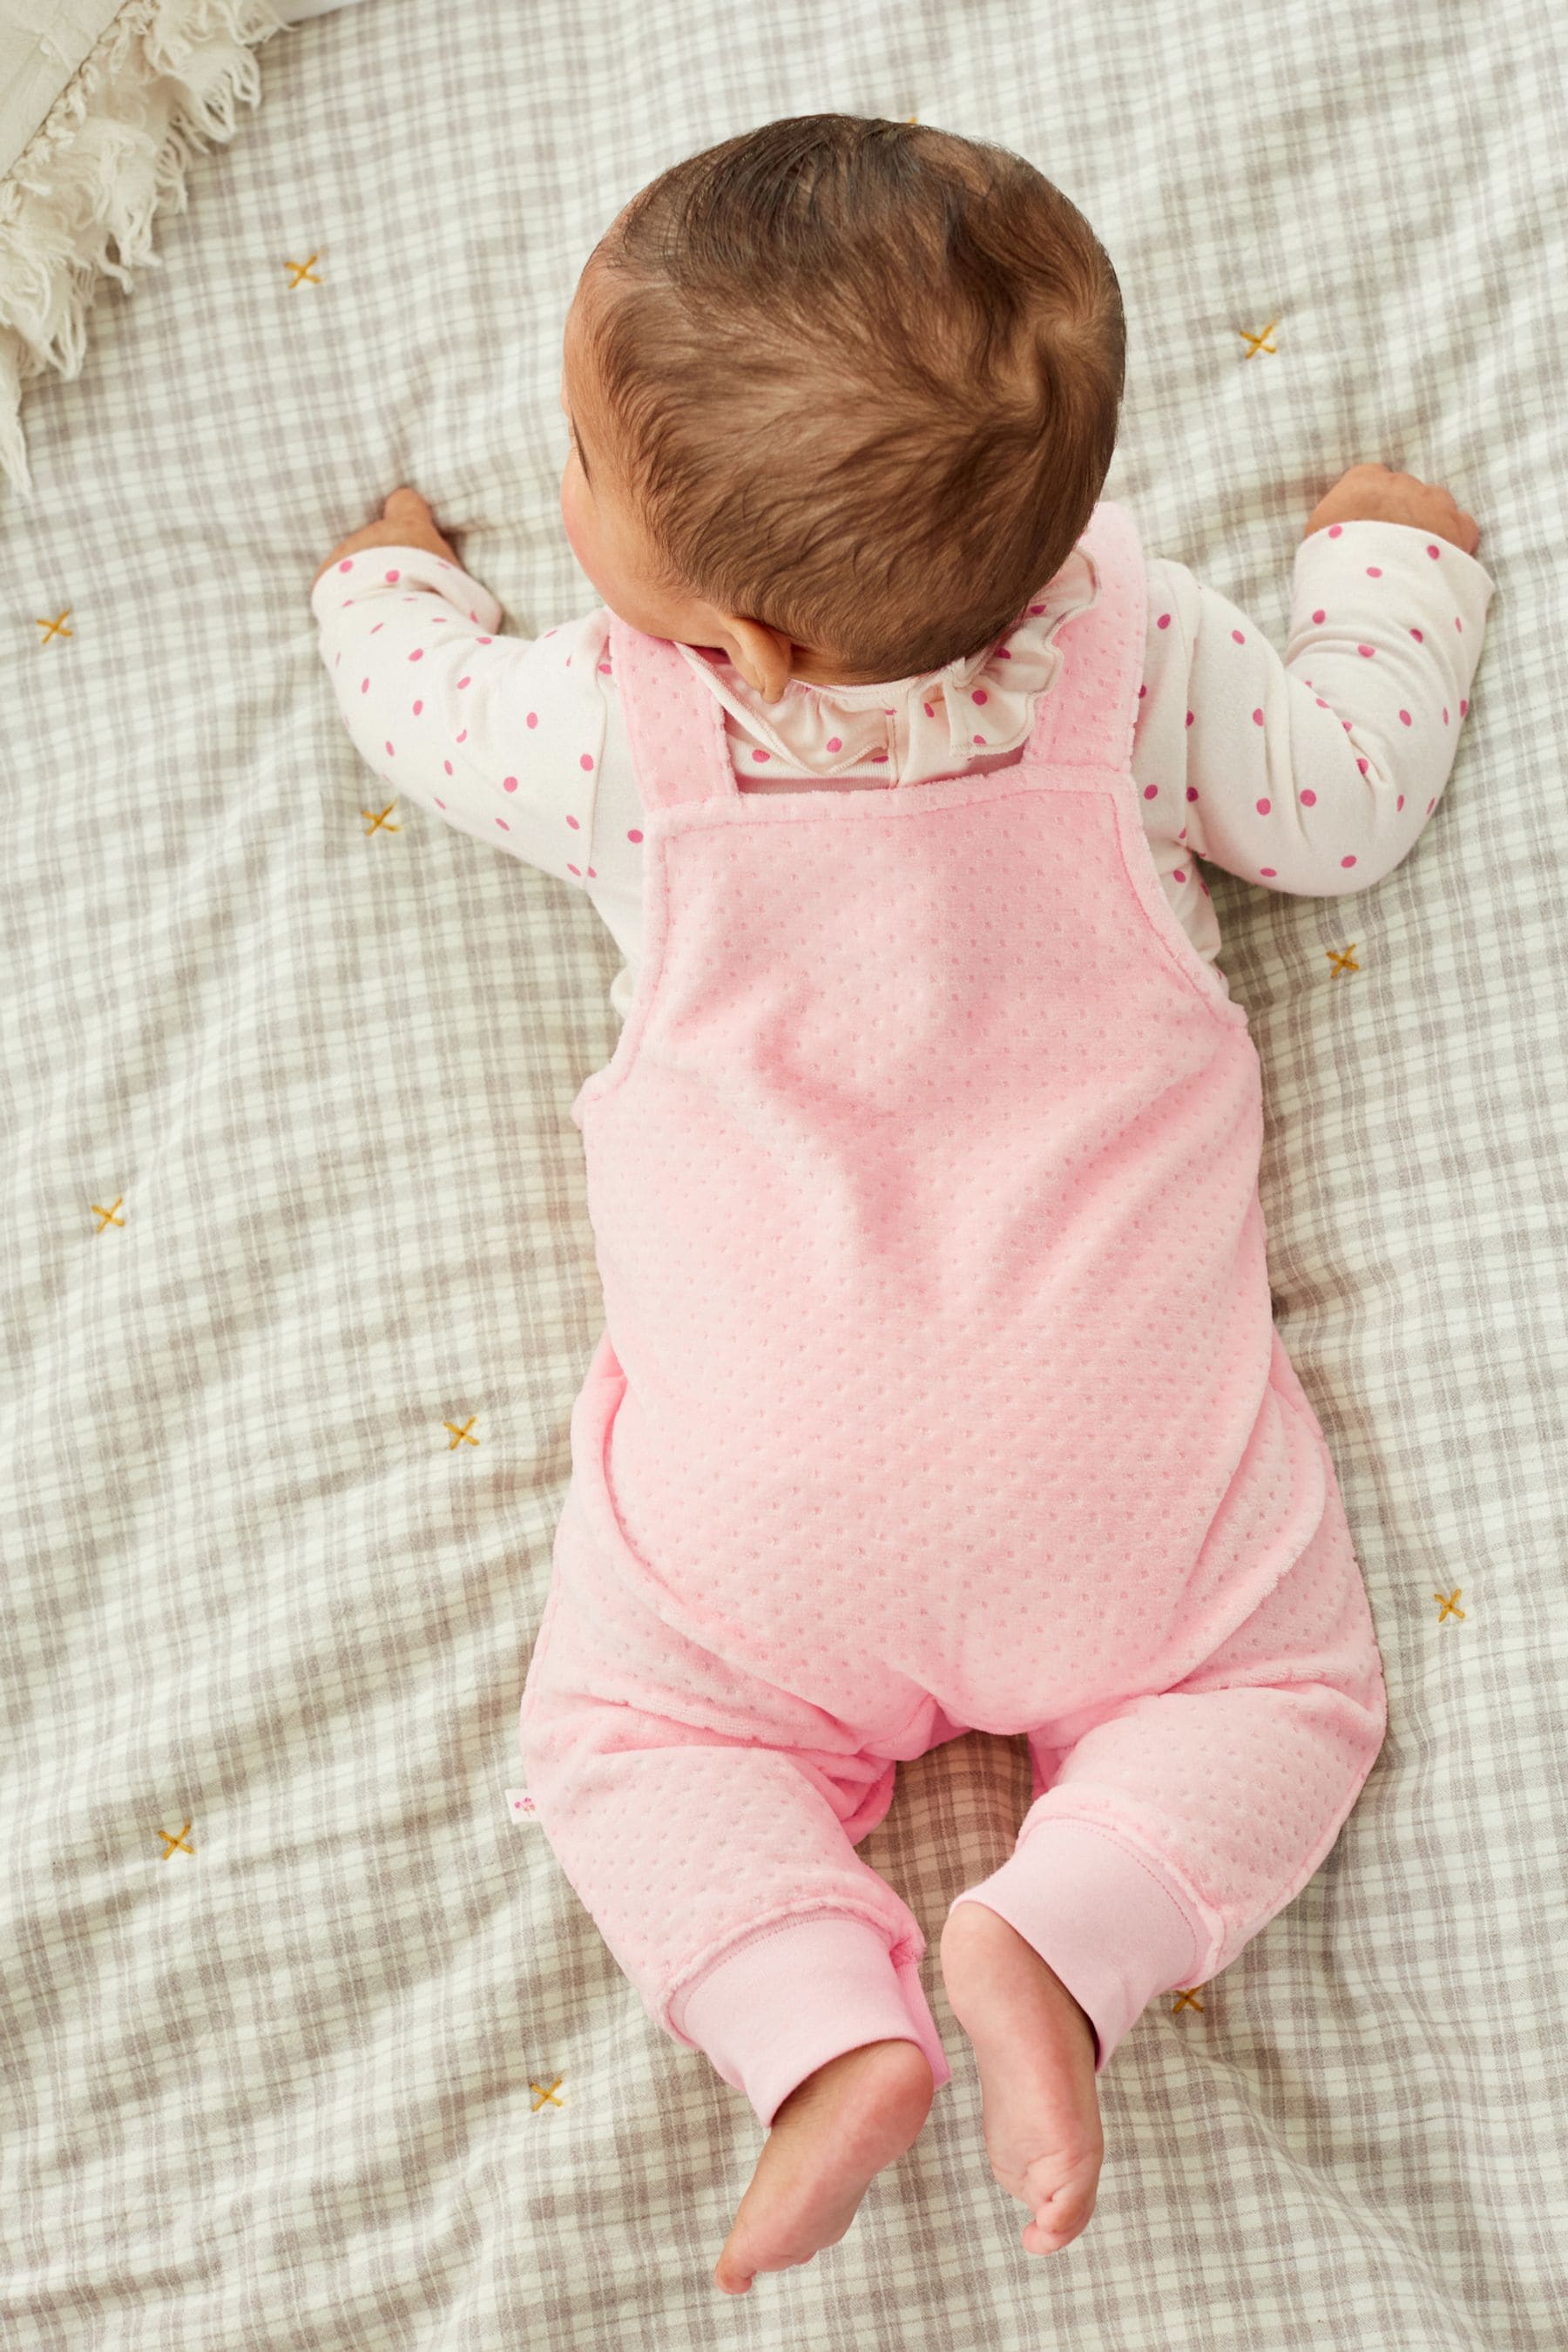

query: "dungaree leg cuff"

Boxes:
[947, 1818, 1206, 2073]
[672, 1915, 953, 2129]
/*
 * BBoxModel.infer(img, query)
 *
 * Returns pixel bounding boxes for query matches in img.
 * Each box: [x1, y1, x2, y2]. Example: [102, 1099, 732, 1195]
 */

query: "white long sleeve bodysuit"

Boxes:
[311, 517, 1494, 1028]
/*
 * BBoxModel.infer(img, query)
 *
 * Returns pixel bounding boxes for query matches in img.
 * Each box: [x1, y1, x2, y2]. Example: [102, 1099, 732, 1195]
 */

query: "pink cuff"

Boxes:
[948, 1818, 1204, 2073]
[672, 1915, 952, 2128]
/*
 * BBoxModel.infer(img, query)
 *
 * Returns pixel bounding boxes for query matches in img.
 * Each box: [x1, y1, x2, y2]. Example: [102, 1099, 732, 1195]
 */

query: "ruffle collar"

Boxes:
[674, 543, 1099, 786]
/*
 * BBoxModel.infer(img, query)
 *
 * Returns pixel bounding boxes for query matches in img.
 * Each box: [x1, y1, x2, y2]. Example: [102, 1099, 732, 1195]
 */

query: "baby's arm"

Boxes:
[309, 495, 608, 887]
[1139, 467, 1494, 900]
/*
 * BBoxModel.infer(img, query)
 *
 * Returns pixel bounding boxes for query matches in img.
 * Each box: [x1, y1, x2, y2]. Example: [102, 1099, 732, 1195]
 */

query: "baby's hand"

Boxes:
[1302, 463, 1480, 555]
[309, 487, 462, 593]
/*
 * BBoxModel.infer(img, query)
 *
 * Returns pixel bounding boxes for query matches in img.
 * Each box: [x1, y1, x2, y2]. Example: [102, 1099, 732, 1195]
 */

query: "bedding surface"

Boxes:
[4, 1, 1566, 2345]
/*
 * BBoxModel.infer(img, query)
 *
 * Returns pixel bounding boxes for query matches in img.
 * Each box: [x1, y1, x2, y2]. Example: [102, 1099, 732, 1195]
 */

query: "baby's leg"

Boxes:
[520, 1505, 950, 2294]
[943, 1421, 1386, 2256]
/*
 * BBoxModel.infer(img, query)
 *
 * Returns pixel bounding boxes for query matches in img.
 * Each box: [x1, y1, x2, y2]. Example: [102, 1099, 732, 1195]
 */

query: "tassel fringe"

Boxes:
[0, 0, 290, 497]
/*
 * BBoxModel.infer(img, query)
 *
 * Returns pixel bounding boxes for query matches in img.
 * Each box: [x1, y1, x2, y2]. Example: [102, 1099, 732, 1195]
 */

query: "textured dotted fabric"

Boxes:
[519, 502, 1388, 2062]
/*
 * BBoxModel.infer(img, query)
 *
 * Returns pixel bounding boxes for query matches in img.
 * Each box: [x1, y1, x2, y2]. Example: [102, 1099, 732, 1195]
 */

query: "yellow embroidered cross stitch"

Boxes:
[91, 1198, 125, 1231]
[1171, 1985, 1206, 2015]
[1239, 321, 1279, 357]
[1435, 1589, 1465, 1622]
[159, 1822, 194, 1857]
[36, 610, 71, 643]
[363, 803, 400, 835]
[285, 254, 322, 287]
[531, 2078, 564, 2111]
[1326, 943, 1361, 976]
[444, 1417, 480, 1449]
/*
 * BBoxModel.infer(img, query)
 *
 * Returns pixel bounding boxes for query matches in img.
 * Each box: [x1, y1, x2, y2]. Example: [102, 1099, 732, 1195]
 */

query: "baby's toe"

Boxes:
[1019, 2146, 1101, 2252]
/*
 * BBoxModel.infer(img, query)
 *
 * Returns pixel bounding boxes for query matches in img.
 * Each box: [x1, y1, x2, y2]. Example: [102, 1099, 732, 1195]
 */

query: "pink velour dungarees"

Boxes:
[518, 499, 1389, 2129]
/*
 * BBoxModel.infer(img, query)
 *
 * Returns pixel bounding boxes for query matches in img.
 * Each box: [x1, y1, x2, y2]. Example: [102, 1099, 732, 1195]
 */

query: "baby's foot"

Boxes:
[939, 1899, 1105, 2257]
[713, 2038, 934, 2295]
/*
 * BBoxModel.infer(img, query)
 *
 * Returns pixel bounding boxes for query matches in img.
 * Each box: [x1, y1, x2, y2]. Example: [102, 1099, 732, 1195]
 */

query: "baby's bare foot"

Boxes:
[940, 1900, 1105, 2257]
[713, 2038, 934, 2295]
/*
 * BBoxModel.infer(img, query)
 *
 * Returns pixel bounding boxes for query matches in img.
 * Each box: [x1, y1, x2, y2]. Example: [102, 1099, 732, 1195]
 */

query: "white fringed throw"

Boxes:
[0, 0, 291, 496]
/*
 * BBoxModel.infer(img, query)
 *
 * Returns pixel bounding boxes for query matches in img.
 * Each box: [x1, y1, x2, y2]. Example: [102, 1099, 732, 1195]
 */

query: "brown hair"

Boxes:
[579, 113, 1125, 682]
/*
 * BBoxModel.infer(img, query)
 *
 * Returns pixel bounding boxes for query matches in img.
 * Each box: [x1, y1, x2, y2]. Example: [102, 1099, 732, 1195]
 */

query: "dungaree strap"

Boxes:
[1022, 499, 1146, 777]
[605, 615, 738, 813]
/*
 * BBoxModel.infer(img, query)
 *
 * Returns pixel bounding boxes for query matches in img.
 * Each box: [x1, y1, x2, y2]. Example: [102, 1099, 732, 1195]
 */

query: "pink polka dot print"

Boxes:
[580, 754, 594, 772]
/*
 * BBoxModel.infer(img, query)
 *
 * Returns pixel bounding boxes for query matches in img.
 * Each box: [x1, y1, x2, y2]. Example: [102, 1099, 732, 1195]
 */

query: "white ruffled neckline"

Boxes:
[674, 544, 1100, 787]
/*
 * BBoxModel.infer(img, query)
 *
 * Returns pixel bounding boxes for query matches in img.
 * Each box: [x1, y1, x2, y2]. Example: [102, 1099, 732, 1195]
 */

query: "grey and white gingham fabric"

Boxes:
[4, 3, 1565, 2344]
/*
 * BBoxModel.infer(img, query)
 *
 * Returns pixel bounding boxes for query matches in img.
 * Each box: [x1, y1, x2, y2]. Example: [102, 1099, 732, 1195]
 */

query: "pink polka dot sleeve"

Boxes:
[1141, 523, 1495, 902]
[309, 544, 610, 889]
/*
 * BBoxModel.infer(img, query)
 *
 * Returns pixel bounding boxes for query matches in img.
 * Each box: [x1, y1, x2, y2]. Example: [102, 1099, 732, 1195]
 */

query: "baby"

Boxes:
[309, 115, 1491, 2296]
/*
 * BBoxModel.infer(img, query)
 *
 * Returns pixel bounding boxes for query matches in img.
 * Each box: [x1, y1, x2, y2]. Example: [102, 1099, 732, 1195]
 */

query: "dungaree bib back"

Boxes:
[520, 501, 1387, 2127]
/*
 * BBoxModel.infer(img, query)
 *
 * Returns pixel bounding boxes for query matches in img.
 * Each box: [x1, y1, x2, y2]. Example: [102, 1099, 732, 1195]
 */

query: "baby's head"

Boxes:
[558, 114, 1124, 704]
